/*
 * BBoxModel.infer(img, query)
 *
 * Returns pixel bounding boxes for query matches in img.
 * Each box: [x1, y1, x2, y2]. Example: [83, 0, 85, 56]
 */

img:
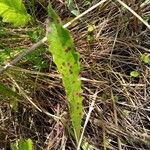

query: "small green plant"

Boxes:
[130, 70, 140, 78]
[122, 109, 130, 117]
[87, 24, 95, 43]
[47, 4, 83, 142]
[11, 138, 33, 150]
[140, 53, 150, 64]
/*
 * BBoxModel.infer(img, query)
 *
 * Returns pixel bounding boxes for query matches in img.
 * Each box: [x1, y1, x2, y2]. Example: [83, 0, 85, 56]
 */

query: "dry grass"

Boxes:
[0, 0, 150, 149]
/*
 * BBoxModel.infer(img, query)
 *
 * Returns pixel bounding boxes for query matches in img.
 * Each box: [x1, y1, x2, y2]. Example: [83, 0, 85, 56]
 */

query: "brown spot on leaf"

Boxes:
[65, 47, 71, 52]
[76, 106, 79, 109]
[69, 70, 73, 74]
[62, 62, 65, 66]
[72, 80, 76, 84]
[60, 66, 63, 70]
[76, 92, 82, 97]
[79, 112, 82, 116]
[77, 102, 80, 106]
[67, 62, 72, 68]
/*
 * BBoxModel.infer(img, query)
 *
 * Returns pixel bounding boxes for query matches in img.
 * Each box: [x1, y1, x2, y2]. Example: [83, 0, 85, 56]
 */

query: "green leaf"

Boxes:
[0, 0, 30, 26]
[48, 4, 83, 142]
[130, 71, 140, 78]
[18, 139, 28, 150]
[11, 138, 33, 150]
[66, 0, 80, 16]
[26, 139, 33, 150]
[140, 53, 150, 64]
[19, 139, 33, 150]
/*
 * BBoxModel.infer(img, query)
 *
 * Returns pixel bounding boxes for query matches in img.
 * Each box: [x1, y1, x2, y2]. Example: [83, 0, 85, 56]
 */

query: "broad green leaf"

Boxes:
[0, 0, 30, 26]
[48, 4, 83, 142]
[130, 71, 140, 78]
[19, 139, 33, 150]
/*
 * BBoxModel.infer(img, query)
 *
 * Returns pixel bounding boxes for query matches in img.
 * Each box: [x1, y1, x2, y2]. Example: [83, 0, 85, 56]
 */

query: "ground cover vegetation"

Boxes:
[0, 0, 150, 149]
